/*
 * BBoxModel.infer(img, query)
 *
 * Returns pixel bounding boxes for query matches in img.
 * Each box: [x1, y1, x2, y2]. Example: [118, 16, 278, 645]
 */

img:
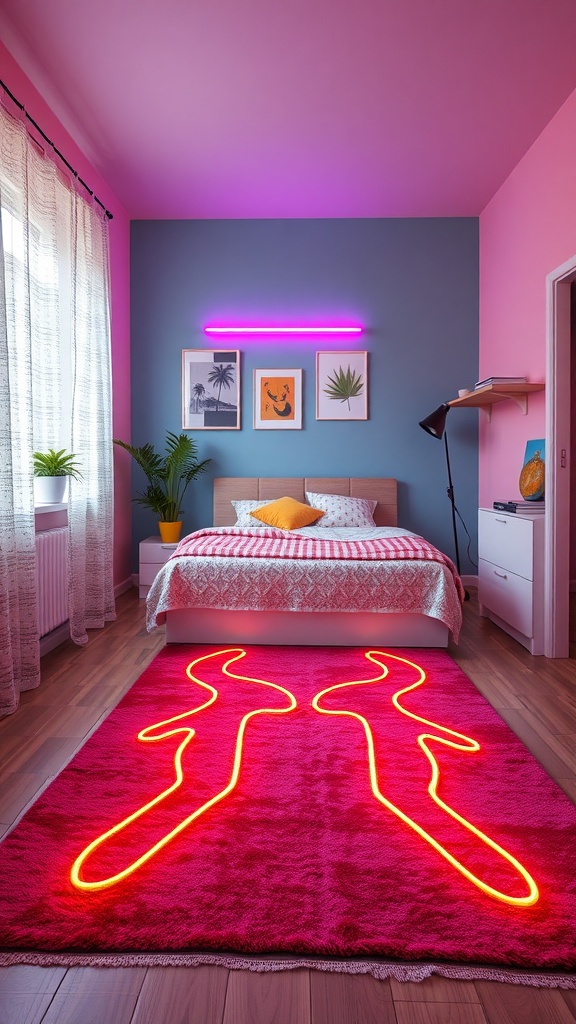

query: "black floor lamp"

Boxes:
[419, 402, 468, 597]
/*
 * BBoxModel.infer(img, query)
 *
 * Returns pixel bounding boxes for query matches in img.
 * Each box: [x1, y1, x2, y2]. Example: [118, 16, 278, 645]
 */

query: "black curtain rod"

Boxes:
[0, 78, 113, 220]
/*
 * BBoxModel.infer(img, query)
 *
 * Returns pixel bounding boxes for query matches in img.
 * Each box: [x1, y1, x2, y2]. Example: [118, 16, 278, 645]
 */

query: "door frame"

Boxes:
[545, 255, 573, 657]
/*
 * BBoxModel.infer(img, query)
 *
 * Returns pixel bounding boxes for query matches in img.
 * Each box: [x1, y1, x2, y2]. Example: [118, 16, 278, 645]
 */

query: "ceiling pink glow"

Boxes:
[2, 0, 576, 219]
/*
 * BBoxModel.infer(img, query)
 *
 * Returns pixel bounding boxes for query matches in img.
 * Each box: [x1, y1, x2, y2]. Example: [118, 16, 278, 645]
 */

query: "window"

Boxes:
[1, 93, 115, 699]
[1, 181, 72, 460]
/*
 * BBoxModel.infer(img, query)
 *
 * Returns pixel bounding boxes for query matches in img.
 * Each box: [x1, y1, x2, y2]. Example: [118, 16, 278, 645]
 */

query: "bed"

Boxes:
[146, 477, 463, 647]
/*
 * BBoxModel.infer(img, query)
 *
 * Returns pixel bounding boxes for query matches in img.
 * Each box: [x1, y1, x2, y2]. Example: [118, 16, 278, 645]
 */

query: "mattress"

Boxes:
[146, 526, 463, 642]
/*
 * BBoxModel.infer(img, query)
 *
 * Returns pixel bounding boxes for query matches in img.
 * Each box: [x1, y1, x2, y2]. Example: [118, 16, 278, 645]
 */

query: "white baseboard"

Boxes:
[114, 577, 136, 598]
[461, 574, 477, 589]
[40, 621, 70, 657]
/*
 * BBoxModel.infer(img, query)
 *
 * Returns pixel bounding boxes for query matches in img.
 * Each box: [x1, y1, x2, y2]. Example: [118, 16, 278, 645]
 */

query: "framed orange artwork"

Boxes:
[253, 369, 302, 429]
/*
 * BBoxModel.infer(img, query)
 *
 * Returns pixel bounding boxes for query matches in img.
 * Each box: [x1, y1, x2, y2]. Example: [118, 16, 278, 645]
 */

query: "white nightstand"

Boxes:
[138, 536, 178, 599]
[478, 508, 545, 655]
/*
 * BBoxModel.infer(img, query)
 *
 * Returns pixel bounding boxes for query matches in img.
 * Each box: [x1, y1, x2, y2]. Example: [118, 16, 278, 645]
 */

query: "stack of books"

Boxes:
[475, 376, 527, 389]
[493, 500, 545, 514]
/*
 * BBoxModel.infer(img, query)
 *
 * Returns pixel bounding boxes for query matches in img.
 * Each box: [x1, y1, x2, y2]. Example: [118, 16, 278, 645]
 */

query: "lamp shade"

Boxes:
[419, 403, 450, 439]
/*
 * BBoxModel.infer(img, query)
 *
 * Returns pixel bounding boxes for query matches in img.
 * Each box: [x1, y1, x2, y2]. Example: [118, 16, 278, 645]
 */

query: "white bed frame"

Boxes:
[164, 477, 449, 647]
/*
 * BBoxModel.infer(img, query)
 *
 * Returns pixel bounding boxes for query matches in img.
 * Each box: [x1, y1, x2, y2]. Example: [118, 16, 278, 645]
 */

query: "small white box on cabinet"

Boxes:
[478, 509, 544, 655]
[139, 536, 178, 599]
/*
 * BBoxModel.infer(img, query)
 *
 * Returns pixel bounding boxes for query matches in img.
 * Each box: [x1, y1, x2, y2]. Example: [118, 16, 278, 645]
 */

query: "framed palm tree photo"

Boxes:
[316, 351, 368, 420]
[182, 350, 240, 429]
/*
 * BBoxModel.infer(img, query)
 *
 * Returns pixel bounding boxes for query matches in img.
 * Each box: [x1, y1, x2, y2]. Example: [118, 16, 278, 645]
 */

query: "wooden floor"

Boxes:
[0, 588, 575, 1024]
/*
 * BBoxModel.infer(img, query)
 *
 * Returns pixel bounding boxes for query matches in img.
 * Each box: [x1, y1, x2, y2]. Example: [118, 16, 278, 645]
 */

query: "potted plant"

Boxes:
[33, 448, 82, 504]
[113, 431, 211, 542]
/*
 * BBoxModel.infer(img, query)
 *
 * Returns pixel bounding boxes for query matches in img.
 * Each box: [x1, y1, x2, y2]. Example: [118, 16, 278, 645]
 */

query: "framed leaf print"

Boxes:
[253, 369, 302, 429]
[182, 350, 240, 429]
[316, 351, 368, 420]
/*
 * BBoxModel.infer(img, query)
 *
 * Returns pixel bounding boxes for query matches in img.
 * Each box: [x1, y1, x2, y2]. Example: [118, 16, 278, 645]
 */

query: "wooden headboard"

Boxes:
[213, 478, 398, 527]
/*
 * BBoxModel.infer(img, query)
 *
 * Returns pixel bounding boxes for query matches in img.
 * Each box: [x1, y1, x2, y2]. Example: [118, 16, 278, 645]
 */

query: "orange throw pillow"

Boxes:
[250, 496, 325, 530]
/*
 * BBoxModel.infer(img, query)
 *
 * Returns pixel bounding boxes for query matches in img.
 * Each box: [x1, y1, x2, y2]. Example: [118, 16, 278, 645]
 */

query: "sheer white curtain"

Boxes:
[0, 100, 115, 715]
[68, 194, 116, 643]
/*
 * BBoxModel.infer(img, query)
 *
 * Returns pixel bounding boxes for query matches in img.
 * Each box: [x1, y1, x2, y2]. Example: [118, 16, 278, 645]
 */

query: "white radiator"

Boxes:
[35, 527, 69, 637]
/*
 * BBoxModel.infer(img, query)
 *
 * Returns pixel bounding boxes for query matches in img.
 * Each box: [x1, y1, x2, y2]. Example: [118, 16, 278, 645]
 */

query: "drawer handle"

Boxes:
[494, 570, 508, 579]
[494, 518, 508, 524]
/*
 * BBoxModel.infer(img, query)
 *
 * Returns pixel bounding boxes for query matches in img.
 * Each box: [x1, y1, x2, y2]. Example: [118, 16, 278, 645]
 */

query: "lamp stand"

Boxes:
[443, 432, 461, 575]
[443, 432, 469, 599]
[418, 402, 470, 600]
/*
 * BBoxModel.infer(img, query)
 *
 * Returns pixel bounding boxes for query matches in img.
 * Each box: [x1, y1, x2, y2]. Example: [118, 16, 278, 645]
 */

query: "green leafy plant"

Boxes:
[33, 448, 82, 479]
[323, 365, 365, 410]
[113, 431, 211, 522]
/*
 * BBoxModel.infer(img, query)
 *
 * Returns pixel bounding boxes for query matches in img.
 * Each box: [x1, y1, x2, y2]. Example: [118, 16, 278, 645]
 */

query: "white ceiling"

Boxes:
[2, 0, 576, 219]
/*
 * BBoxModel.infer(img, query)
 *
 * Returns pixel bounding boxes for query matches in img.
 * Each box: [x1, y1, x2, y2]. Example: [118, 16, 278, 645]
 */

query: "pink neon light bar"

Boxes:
[204, 325, 363, 335]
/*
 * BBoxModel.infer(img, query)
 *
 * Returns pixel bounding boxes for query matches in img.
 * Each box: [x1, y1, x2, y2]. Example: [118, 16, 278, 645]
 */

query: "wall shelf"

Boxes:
[448, 383, 544, 421]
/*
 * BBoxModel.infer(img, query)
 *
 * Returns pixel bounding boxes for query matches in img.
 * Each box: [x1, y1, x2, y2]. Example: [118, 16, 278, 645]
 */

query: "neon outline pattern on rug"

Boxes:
[312, 650, 539, 907]
[71, 648, 297, 891]
[70, 647, 538, 907]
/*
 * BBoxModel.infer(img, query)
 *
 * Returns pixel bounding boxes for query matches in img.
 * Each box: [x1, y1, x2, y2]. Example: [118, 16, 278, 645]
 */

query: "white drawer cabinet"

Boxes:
[139, 536, 178, 599]
[478, 509, 544, 655]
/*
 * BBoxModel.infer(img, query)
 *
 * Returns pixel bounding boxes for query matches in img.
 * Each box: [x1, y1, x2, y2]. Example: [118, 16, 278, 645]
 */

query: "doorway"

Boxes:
[545, 257, 575, 657]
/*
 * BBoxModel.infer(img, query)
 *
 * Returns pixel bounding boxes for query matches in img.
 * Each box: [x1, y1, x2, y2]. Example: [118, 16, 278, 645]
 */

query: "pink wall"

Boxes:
[479, 87, 576, 517]
[571, 288, 576, 580]
[0, 43, 133, 590]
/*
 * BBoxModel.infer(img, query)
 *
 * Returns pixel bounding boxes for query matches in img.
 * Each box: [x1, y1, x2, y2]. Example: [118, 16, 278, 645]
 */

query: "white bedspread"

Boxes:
[146, 526, 463, 641]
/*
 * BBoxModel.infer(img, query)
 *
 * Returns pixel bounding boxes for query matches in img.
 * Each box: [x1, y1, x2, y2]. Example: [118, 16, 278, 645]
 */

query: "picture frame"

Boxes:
[316, 351, 368, 420]
[253, 369, 302, 429]
[182, 350, 240, 430]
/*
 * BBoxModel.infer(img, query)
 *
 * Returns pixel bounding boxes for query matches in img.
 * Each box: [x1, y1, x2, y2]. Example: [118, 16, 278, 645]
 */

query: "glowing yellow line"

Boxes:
[312, 650, 539, 908]
[71, 648, 297, 891]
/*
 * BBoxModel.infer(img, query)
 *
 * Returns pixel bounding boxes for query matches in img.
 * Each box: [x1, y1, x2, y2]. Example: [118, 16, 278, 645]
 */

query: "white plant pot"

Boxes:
[34, 476, 67, 504]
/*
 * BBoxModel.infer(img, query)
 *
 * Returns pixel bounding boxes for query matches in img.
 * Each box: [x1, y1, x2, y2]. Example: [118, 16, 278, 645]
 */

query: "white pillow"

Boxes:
[231, 499, 274, 526]
[304, 491, 377, 528]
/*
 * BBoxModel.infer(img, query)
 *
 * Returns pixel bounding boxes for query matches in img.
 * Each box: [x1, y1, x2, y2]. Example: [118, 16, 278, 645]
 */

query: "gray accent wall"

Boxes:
[129, 218, 479, 572]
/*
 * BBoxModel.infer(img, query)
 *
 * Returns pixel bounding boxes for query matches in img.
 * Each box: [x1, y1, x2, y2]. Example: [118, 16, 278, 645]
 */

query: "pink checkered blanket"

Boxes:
[173, 527, 464, 601]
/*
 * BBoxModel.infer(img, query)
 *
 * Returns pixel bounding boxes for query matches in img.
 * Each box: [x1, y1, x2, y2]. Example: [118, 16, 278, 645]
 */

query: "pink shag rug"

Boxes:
[0, 645, 575, 988]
